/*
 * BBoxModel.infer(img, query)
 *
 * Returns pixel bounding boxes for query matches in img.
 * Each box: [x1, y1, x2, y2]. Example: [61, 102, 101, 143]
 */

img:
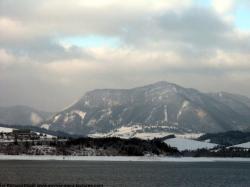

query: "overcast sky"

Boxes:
[1, 0, 250, 111]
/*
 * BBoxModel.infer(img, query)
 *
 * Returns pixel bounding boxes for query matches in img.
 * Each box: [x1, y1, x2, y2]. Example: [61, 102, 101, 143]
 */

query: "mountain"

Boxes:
[0, 105, 52, 126]
[41, 81, 250, 137]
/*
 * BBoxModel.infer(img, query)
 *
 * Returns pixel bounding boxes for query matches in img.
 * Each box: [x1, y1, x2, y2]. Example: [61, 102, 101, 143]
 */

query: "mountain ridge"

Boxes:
[40, 81, 250, 137]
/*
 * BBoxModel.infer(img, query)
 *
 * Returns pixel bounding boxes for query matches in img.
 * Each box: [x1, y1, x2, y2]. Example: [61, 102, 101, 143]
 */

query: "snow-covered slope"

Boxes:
[0, 126, 56, 139]
[230, 142, 250, 149]
[164, 137, 218, 151]
[89, 125, 203, 140]
[41, 81, 250, 137]
[0, 127, 15, 133]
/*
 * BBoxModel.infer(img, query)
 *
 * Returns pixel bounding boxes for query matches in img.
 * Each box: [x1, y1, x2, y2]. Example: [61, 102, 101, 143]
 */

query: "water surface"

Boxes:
[0, 161, 249, 187]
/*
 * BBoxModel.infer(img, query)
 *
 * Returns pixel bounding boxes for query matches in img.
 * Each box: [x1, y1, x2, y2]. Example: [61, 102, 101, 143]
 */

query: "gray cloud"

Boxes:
[1, 0, 250, 111]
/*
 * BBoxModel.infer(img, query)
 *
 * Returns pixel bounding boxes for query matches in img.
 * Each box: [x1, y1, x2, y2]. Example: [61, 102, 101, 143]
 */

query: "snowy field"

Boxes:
[164, 137, 218, 151]
[0, 126, 56, 139]
[0, 155, 250, 162]
[89, 125, 203, 140]
[0, 127, 15, 133]
[230, 142, 250, 149]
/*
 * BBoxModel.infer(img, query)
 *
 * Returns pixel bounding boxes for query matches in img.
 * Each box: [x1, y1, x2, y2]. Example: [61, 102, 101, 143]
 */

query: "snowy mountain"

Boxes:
[41, 81, 250, 137]
[0, 105, 52, 126]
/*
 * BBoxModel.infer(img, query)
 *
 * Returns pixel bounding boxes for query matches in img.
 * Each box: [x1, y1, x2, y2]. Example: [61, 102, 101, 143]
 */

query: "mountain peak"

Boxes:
[148, 81, 177, 87]
[41, 82, 250, 137]
[138, 81, 184, 94]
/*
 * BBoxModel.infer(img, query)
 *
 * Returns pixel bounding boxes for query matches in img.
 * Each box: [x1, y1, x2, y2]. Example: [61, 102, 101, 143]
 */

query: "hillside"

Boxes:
[198, 131, 250, 146]
[41, 81, 250, 137]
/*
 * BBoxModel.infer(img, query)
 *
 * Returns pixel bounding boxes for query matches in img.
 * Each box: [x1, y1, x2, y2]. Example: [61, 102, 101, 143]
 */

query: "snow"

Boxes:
[134, 132, 173, 139]
[0, 140, 14, 143]
[72, 110, 86, 120]
[0, 126, 55, 139]
[230, 142, 250, 149]
[177, 100, 189, 119]
[29, 145, 56, 155]
[175, 133, 204, 139]
[44, 134, 56, 139]
[34, 132, 56, 139]
[0, 127, 14, 133]
[90, 128, 175, 140]
[164, 105, 168, 122]
[61, 110, 86, 124]
[204, 139, 211, 143]
[110, 126, 142, 138]
[164, 137, 217, 151]
[0, 155, 250, 162]
[96, 108, 112, 123]
[53, 114, 61, 123]
[41, 124, 50, 130]
[146, 107, 157, 122]
[90, 125, 143, 139]
[86, 119, 97, 126]
[63, 114, 69, 123]
[89, 125, 203, 140]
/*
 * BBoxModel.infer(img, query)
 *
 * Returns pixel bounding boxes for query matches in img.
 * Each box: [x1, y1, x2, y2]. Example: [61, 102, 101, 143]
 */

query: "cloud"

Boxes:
[212, 0, 235, 14]
[121, 7, 232, 49]
[0, 0, 250, 111]
[0, 49, 15, 66]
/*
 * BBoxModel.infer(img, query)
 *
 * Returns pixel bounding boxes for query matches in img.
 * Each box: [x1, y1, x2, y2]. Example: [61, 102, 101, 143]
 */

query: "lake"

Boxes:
[0, 160, 249, 187]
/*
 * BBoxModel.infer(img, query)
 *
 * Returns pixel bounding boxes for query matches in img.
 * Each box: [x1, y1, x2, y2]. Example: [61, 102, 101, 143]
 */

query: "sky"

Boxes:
[1, 0, 250, 111]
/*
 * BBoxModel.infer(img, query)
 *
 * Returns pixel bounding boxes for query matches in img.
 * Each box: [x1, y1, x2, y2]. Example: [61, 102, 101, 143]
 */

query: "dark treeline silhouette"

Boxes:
[66, 137, 180, 156]
[198, 131, 250, 146]
[0, 137, 180, 156]
[1, 137, 250, 157]
[182, 146, 250, 157]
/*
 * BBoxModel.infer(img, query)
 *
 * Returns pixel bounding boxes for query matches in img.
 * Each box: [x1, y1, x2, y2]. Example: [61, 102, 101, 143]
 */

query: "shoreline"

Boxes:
[0, 155, 250, 162]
